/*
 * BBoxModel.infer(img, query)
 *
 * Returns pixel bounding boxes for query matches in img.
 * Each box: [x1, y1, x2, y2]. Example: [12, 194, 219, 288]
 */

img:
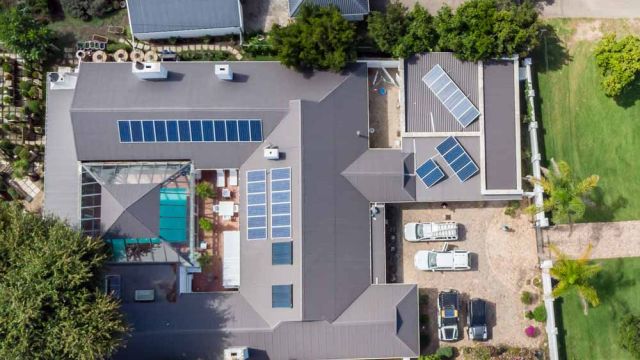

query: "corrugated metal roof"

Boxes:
[127, 0, 241, 35]
[289, 0, 369, 16]
[405, 53, 480, 133]
[483, 60, 519, 190]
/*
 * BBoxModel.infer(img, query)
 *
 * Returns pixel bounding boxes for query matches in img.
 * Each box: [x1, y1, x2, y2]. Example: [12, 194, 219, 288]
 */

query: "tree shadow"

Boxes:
[613, 77, 640, 109]
[534, 24, 572, 74]
[590, 258, 636, 309]
[583, 187, 628, 222]
[554, 297, 569, 360]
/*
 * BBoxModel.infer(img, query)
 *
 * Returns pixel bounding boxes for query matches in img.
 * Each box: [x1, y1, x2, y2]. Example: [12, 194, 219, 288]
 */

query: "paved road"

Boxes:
[544, 221, 640, 260]
[376, 0, 640, 18]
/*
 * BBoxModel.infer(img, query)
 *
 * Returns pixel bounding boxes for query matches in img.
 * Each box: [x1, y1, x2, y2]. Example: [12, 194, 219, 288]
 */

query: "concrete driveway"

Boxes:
[393, 202, 542, 351]
[373, 0, 640, 18]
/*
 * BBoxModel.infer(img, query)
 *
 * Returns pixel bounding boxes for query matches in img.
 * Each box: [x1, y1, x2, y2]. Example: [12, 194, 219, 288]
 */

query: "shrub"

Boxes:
[461, 346, 492, 360]
[243, 34, 276, 58]
[26, 100, 41, 114]
[168, 37, 178, 45]
[0, 4, 55, 62]
[61, 0, 112, 19]
[269, 4, 357, 72]
[434, 0, 540, 61]
[197, 251, 212, 269]
[7, 187, 23, 200]
[525, 310, 534, 320]
[367, 1, 409, 54]
[199, 218, 213, 232]
[594, 34, 640, 97]
[12, 158, 29, 178]
[520, 291, 533, 305]
[532, 304, 547, 322]
[3, 96, 12, 105]
[418, 355, 440, 360]
[106, 42, 133, 53]
[435, 346, 454, 359]
[31, 71, 41, 79]
[19, 80, 32, 94]
[525, 325, 537, 337]
[27, 86, 39, 99]
[505, 201, 520, 217]
[195, 181, 216, 199]
[2, 62, 12, 73]
[618, 314, 640, 358]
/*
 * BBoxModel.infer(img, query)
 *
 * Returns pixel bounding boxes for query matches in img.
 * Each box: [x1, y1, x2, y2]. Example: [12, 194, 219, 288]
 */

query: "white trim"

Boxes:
[403, 131, 481, 138]
[513, 57, 523, 192]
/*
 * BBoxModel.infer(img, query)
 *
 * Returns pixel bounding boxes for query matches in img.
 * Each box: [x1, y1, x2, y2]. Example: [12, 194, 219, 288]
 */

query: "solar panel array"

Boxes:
[416, 158, 445, 188]
[118, 119, 263, 143]
[246, 170, 267, 240]
[436, 136, 479, 182]
[270, 168, 291, 239]
[422, 65, 480, 128]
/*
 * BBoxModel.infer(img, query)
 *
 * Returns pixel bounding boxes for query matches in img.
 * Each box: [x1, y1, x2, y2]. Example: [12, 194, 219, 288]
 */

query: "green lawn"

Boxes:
[557, 257, 640, 360]
[535, 20, 640, 222]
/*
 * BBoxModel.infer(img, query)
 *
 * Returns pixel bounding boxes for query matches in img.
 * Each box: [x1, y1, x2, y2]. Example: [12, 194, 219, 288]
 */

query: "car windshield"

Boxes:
[428, 252, 437, 267]
[415, 224, 423, 238]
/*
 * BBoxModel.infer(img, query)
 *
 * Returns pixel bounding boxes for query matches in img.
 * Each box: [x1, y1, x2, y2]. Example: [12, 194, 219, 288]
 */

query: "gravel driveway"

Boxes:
[393, 202, 542, 351]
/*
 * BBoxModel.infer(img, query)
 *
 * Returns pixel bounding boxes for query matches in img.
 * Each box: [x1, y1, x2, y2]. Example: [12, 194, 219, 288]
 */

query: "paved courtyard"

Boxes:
[394, 202, 542, 351]
[242, 0, 290, 32]
[543, 220, 640, 260]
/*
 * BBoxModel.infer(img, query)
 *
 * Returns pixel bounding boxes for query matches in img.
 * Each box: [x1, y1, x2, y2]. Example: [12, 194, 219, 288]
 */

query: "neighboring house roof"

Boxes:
[126, 0, 242, 35]
[288, 0, 370, 17]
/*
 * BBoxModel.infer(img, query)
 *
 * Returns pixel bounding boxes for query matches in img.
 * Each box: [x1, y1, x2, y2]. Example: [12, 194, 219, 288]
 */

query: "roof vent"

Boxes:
[132, 61, 168, 80]
[224, 347, 249, 360]
[215, 64, 233, 81]
[264, 146, 279, 160]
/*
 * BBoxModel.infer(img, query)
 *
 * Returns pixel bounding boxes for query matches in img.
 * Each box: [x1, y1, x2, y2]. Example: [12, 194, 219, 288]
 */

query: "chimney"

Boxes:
[132, 61, 168, 80]
[215, 64, 233, 81]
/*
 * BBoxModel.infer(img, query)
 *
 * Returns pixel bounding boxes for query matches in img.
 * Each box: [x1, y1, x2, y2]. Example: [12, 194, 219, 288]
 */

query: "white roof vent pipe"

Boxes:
[132, 61, 168, 80]
[215, 64, 233, 81]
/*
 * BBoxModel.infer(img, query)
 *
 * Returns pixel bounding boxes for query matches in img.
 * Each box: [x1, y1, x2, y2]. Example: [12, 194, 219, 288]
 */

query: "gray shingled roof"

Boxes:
[127, 0, 241, 35]
[289, 0, 369, 16]
[342, 149, 416, 202]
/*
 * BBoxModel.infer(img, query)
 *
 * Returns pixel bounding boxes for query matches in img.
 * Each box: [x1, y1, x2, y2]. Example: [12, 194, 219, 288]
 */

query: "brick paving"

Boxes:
[395, 202, 542, 351]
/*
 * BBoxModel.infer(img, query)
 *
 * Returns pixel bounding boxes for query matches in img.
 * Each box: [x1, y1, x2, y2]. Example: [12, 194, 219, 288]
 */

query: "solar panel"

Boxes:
[246, 169, 267, 240]
[422, 64, 480, 128]
[436, 136, 479, 182]
[416, 158, 445, 188]
[117, 120, 264, 143]
[270, 167, 291, 239]
[272, 284, 293, 308]
[272, 242, 293, 265]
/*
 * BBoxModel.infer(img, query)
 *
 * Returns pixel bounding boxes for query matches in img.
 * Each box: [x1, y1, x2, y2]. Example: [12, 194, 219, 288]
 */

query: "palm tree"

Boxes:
[527, 159, 599, 226]
[550, 244, 602, 314]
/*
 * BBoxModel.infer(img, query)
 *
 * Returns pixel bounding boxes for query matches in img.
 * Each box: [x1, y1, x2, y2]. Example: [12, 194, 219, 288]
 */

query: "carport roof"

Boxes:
[127, 0, 242, 35]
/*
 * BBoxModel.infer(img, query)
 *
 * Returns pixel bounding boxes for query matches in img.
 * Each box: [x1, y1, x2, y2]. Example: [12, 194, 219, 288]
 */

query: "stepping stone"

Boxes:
[196, 44, 202, 50]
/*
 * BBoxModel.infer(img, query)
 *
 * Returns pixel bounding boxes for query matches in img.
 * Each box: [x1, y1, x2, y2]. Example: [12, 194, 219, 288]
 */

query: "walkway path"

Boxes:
[391, 0, 640, 18]
[543, 220, 640, 259]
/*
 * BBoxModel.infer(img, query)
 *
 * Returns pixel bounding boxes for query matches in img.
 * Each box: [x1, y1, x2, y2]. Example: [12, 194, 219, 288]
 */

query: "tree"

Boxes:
[368, 3, 438, 58]
[594, 34, 640, 97]
[618, 314, 640, 358]
[367, 1, 409, 54]
[269, 4, 357, 72]
[199, 217, 213, 232]
[0, 203, 129, 359]
[527, 159, 599, 225]
[434, 0, 540, 61]
[61, 0, 112, 20]
[549, 244, 602, 314]
[0, 4, 54, 63]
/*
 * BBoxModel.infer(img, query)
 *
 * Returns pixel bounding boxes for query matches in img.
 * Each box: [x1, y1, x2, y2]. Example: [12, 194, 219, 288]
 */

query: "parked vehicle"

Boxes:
[438, 290, 460, 341]
[404, 221, 459, 241]
[414, 243, 470, 271]
[467, 298, 488, 341]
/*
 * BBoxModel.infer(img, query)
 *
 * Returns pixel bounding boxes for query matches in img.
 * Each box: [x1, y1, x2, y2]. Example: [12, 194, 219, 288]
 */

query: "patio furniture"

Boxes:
[217, 201, 234, 217]
[92, 51, 107, 63]
[199, 241, 207, 250]
[228, 169, 238, 186]
[233, 204, 239, 213]
[144, 50, 159, 62]
[216, 169, 225, 188]
[130, 50, 144, 62]
[213, 204, 220, 213]
[114, 49, 128, 63]
[222, 188, 231, 198]
[222, 215, 232, 221]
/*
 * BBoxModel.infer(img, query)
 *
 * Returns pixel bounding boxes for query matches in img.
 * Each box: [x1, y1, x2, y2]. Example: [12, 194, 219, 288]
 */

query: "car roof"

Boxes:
[469, 299, 486, 324]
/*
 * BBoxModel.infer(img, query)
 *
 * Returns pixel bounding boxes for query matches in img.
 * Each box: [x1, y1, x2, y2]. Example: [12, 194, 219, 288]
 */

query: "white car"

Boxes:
[414, 244, 470, 271]
[404, 222, 459, 241]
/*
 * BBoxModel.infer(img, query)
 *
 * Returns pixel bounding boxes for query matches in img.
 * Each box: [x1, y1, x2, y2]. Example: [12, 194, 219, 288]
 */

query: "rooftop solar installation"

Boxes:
[246, 170, 267, 240]
[118, 120, 263, 143]
[270, 167, 291, 239]
[436, 136, 479, 182]
[415, 158, 445, 188]
[422, 64, 480, 128]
